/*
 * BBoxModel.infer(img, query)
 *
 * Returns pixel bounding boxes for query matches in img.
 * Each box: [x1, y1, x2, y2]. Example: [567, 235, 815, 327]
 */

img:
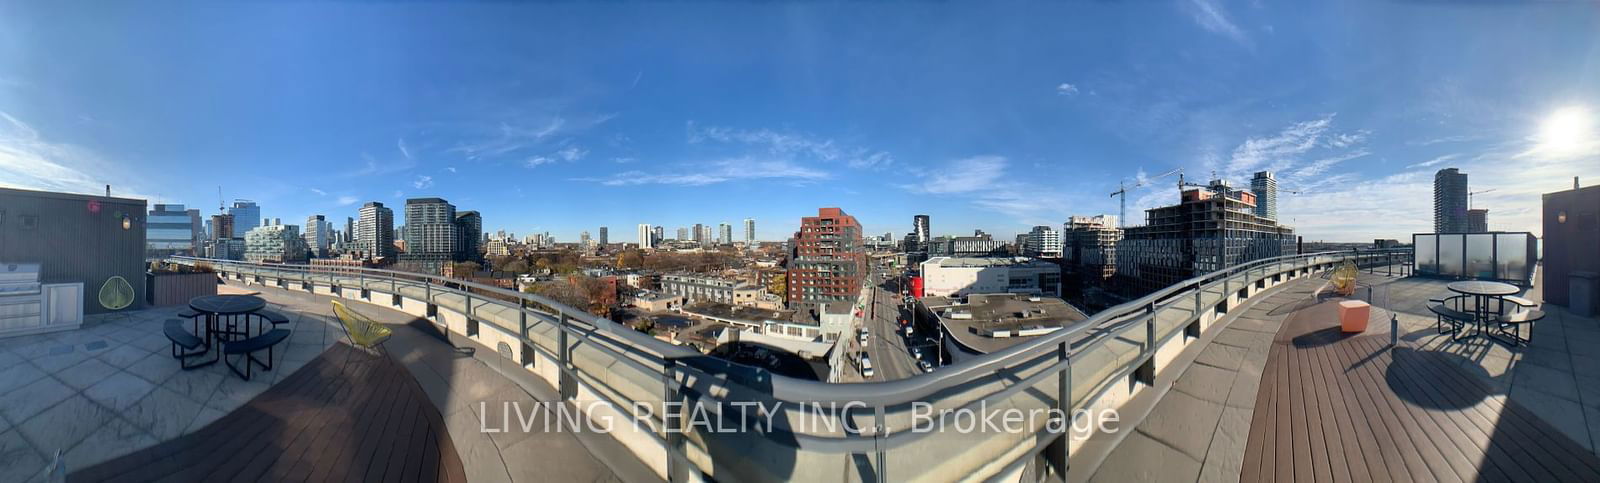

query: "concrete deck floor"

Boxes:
[0, 285, 339, 482]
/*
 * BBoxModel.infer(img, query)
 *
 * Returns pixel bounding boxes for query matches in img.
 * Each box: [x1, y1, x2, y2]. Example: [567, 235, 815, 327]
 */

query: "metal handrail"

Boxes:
[170, 248, 1411, 481]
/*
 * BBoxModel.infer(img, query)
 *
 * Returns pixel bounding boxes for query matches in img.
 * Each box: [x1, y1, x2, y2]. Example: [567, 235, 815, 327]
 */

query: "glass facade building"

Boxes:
[146, 204, 196, 257]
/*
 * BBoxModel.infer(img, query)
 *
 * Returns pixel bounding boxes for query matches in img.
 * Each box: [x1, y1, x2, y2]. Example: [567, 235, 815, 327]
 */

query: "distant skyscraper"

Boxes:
[1468, 209, 1489, 233]
[914, 214, 931, 243]
[1251, 171, 1278, 221]
[599, 226, 609, 246]
[304, 214, 327, 258]
[210, 214, 235, 241]
[677, 227, 689, 241]
[652, 225, 664, 244]
[228, 200, 261, 236]
[638, 223, 654, 249]
[580, 231, 592, 247]
[744, 218, 756, 244]
[345, 216, 355, 243]
[719, 223, 732, 244]
[692, 223, 704, 244]
[455, 211, 482, 261]
[358, 201, 395, 259]
[1434, 168, 1469, 233]
[401, 198, 459, 273]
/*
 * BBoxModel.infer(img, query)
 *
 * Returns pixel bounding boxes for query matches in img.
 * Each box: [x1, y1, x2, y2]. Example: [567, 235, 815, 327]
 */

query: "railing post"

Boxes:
[662, 358, 685, 482]
[1145, 302, 1156, 353]
[874, 405, 888, 483]
[558, 310, 572, 400]
[1056, 340, 1072, 479]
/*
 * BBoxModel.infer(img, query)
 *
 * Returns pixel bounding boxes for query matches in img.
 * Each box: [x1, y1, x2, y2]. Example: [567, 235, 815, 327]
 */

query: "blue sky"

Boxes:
[2, 1, 1598, 242]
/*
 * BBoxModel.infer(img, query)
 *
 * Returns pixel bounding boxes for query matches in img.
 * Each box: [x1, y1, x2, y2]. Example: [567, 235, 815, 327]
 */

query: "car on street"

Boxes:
[861, 356, 875, 378]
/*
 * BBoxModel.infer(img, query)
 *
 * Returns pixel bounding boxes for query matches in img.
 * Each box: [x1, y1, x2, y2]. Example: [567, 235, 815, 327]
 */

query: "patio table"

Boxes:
[1446, 281, 1519, 338]
[188, 294, 267, 345]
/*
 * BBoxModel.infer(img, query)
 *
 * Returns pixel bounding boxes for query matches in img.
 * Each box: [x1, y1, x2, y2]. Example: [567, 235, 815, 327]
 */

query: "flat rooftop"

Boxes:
[926, 293, 1088, 354]
[683, 301, 799, 325]
[924, 256, 1057, 269]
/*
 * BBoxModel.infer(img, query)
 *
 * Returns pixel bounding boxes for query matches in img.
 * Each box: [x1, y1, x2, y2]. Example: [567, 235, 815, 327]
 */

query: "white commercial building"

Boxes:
[638, 223, 654, 249]
[918, 256, 1062, 298]
[1024, 225, 1063, 258]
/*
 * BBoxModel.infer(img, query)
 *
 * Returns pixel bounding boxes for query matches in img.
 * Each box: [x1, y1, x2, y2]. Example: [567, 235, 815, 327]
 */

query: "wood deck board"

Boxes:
[68, 345, 466, 483]
[1240, 298, 1600, 482]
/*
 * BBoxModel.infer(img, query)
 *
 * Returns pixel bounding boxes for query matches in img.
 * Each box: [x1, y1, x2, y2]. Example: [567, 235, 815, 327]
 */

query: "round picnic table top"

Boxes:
[188, 294, 267, 315]
[1445, 281, 1519, 297]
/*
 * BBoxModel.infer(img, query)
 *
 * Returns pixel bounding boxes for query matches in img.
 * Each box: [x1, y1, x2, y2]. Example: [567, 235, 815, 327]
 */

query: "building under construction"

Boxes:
[1062, 215, 1122, 283]
[1115, 179, 1296, 295]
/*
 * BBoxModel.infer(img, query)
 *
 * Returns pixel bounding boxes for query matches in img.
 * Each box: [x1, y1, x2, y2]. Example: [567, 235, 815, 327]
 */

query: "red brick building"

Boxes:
[787, 207, 866, 310]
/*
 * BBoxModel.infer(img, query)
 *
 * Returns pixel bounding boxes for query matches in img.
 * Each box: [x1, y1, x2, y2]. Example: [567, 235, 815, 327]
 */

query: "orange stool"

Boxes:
[1339, 300, 1371, 333]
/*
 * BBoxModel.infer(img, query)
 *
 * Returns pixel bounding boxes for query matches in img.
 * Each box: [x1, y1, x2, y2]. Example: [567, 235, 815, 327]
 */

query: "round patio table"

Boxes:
[1446, 281, 1519, 338]
[189, 294, 266, 343]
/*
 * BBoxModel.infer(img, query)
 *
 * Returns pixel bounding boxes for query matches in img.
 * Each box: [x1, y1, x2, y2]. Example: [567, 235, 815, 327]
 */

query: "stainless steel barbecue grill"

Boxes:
[0, 263, 43, 332]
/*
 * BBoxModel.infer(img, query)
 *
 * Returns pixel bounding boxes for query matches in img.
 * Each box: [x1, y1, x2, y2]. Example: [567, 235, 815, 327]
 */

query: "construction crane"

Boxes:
[1110, 167, 1182, 228]
[1468, 188, 1496, 209]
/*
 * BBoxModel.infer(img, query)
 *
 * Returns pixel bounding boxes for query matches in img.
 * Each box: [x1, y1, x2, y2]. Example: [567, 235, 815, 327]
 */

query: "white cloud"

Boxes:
[686, 121, 894, 170]
[557, 146, 588, 162]
[578, 158, 829, 186]
[445, 166, 458, 173]
[902, 156, 1008, 194]
[0, 111, 153, 199]
[612, 157, 636, 164]
[412, 175, 433, 189]
[397, 137, 412, 159]
[344, 152, 415, 177]
[336, 195, 359, 206]
[1406, 154, 1459, 169]
[1215, 114, 1334, 180]
[525, 156, 555, 168]
[1056, 83, 1079, 96]
[450, 118, 567, 160]
[1185, 0, 1250, 45]
[309, 188, 327, 196]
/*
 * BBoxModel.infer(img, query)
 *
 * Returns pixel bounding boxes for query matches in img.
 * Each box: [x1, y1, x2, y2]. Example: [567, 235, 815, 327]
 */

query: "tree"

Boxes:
[449, 261, 481, 279]
[617, 250, 645, 270]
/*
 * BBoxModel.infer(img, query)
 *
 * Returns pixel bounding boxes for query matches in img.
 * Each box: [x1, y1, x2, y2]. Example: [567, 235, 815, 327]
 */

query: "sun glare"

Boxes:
[1538, 106, 1594, 154]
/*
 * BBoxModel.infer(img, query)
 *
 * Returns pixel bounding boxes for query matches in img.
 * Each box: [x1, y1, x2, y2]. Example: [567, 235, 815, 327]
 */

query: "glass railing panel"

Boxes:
[1438, 234, 1464, 277]
[1496, 233, 1530, 282]
[1465, 233, 1495, 279]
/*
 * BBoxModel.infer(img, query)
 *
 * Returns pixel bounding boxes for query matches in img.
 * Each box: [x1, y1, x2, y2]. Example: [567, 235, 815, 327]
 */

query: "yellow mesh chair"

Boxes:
[1331, 260, 1359, 296]
[99, 276, 135, 311]
[331, 300, 393, 357]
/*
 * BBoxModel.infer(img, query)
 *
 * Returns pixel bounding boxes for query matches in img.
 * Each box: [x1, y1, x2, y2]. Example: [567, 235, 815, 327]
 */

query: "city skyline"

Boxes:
[2, 2, 1598, 242]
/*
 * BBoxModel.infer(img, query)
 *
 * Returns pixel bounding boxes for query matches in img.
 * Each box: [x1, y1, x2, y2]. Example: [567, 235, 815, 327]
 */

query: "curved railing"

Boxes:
[170, 247, 1411, 482]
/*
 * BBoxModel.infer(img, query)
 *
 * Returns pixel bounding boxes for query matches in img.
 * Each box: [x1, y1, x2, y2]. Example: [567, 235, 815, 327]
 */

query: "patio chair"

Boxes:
[1331, 260, 1359, 296]
[331, 300, 393, 365]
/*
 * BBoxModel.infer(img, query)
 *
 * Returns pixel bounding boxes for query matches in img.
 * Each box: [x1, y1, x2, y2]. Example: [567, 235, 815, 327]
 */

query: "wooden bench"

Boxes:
[1428, 299, 1476, 340]
[223, 328, 291, 381]
[163, 319, 216, 369]
[1492, 310, 1544, 345]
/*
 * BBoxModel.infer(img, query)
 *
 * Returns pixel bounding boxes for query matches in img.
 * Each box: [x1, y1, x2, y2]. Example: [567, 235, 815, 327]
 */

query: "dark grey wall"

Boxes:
[0, 187, 147, 314]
